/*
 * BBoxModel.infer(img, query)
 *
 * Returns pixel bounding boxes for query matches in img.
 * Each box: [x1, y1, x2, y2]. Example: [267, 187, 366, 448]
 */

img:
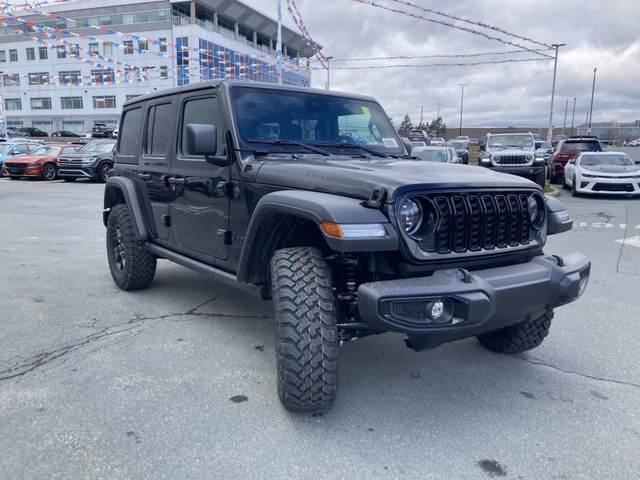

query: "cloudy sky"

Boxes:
[243, 0, 640, 133]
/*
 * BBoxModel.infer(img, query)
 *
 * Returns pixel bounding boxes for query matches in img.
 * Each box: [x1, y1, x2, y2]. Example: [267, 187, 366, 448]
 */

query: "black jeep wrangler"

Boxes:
[103, 80, 590, 411]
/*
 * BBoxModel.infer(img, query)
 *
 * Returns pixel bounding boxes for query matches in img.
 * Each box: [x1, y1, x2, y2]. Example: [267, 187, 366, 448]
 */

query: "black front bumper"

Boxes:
[357, 252, 590, 350]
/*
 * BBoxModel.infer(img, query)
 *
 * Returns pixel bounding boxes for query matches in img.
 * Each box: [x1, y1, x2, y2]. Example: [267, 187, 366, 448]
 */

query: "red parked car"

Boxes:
[548, 136, 603, 184]
[2, 144, 80, 180]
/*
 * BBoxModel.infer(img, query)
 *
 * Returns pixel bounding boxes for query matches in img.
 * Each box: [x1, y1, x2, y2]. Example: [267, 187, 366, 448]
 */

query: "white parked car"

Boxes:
[430, 137, 446, 145]
[563, 151, 640, 196]
[411, 145, 460, 163]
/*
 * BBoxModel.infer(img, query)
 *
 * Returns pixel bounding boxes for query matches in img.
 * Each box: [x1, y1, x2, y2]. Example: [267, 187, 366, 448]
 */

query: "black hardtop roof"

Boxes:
[122, 79, 380, 109]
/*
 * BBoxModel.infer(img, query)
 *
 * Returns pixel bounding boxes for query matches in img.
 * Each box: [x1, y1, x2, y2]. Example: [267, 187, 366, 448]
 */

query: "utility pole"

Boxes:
[563, 99, 568, 134]
[420, 105, 423, 127]
[0, 72, 5, 138]
[459, 83, 467, 137]
[276, 0, 283, 84]
[547, 43, 566, 141]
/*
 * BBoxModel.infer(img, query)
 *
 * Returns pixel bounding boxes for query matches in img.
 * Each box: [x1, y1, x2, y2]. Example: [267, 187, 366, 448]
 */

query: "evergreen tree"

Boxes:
[429, 117, 447, 137]
[398, 114, 413, 136]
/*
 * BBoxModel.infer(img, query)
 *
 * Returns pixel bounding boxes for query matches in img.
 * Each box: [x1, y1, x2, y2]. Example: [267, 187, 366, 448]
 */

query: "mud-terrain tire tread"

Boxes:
[271, 247, 338, 411]
[477, 311, 554, 354]
[106, 204, 157, 290]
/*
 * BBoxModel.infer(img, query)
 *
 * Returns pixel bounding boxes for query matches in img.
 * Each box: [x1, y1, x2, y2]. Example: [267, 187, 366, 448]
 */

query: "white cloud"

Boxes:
[246, 0, 640, 131]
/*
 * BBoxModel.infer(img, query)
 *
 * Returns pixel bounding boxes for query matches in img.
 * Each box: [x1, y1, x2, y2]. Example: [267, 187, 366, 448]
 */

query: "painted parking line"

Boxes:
[615, 237, 640, 248]
[573, 222, 640, 229]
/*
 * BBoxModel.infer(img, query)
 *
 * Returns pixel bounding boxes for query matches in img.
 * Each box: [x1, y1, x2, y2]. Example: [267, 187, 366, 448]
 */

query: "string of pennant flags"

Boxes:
[0, 0, 555, 87]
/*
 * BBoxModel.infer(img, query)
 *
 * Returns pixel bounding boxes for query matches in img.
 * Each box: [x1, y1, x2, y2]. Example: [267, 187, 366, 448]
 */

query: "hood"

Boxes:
[253, 155, 538, 202]
[581, 164, 640, 174]
[4, 154, 57, 164]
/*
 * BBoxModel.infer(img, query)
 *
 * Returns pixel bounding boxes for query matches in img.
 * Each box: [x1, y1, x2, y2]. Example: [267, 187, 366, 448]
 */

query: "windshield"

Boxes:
[231, 86, 403, 157]
[81, 141, 115, 153]
[488, 134, 533, 148]
[413, 149, 449, 162]
[30, 146, 62, 156]
[561, 141, 601, 152]
[449, 141, 467, 149]
[581, 154, 634, 166]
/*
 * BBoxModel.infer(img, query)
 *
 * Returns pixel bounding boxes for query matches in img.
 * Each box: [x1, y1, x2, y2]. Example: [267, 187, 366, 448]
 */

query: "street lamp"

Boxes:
[546, 43, 566, 142]
[459, 83, 467, 136]
[325, 56, 334, 90]
[587, 67, 597, 135]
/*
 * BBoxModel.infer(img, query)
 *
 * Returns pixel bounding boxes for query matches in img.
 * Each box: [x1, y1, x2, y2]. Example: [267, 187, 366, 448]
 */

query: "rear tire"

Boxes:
[106, 204, 157, 290]
[270, 247, 339, 411]
[477, 311, 553, 354]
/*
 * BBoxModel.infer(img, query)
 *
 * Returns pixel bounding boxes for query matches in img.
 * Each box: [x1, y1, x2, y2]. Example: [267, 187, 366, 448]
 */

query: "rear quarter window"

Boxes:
[117, 106, 144, 162]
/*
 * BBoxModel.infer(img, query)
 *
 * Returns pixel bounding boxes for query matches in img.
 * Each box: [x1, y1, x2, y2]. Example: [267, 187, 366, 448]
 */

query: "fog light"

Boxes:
[426, 298, 454, 324]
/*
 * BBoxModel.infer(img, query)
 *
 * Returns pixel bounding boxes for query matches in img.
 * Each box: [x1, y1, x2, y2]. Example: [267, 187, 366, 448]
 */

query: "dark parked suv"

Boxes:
[19, 127, 49, 137]
[103, 80, 590, 411]
[549, 136, 602, 184]
[91, 123, 116, 138]
[57, 139, 116, 182]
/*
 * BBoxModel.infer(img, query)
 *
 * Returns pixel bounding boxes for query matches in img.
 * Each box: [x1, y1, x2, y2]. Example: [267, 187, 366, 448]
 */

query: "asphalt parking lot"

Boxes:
[1, 152, 639, 479]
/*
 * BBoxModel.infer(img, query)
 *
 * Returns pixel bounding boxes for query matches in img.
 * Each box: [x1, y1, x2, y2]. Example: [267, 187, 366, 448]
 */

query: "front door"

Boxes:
[168, 93, 230, 261]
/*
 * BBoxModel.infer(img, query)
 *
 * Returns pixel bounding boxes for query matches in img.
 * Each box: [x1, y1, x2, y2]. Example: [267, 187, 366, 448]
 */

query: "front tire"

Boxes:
[42, 163, 56, 181]
[106, 204, 157, 290]
[571, 176, 579, 196]
[270, 247, 339, 411]
[97, 163, 112, 183]
[477, 311, 553, 353]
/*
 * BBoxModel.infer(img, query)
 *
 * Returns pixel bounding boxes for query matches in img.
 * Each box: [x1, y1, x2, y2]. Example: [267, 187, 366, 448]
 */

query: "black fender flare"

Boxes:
[237, 190, 398, 283]
[103, 176, 152, 240]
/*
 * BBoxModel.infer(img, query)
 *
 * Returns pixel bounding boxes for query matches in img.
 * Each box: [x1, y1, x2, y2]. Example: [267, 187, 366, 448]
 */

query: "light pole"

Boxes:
[546, 43, 566, 141]
[325, 56, 333, 90]
[587, 67, 597, 135]
[459, 83, 467, 137]
[570, 97, 576, 136]
[0, 71, 5, 138]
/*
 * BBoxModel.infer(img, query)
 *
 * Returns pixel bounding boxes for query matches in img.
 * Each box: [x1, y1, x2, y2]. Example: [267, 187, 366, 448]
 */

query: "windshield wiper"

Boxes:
[246, 138, 331, 156]
[315, 142, 388, 158]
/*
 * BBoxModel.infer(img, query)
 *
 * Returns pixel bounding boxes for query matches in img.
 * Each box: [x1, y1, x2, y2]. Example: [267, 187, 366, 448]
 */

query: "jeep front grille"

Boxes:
[419, 192, 532, 254]
[494, 155, 530, 165]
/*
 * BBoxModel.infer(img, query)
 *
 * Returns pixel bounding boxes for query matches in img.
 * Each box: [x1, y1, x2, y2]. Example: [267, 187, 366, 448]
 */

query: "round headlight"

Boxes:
[528, 193, 546, 230]
[399, 198, 422, 235]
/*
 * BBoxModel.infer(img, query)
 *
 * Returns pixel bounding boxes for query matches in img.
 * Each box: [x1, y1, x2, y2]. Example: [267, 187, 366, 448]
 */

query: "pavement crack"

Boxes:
[517, 355, 640, 389]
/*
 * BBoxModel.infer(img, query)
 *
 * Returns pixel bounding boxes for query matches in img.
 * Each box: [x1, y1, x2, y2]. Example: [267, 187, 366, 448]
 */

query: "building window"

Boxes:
[138, 40, 148, 51]
[69, 44, 79, 56]
[59, 70, 81, 85]
[31, 98, 52, 110]
[3, 74, 20, 86]
[0, 50, 5, 63]
[61, 97, 83, 109]
[9, 49, 18, 62]
[5, 98, 22, 111]
[56, 47, 66, 59]
[28, 72, 50, 85]
[159, 38, 167, 53]
[123, 40, 133, 55]
[39, 46, 48, 60]
[160, 66, 168, 79]
[62, 121, 84, 135]
[89, 43, 99, 55]
[103, 42, 113, 56]
[33, 121, 52, 134]
[91, 69, 114, 84]
[26, 48, 35, 61]
[93, 96, 116, 109]
[126, 94, 141, 101]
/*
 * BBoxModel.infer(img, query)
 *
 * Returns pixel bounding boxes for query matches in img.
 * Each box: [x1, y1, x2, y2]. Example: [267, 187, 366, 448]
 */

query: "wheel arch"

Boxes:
[103, 177, 153, 240]
[237, 190, 398, 284]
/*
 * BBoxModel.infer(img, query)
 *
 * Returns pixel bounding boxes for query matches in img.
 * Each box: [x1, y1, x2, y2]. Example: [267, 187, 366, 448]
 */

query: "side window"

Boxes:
[144, 102, 173, 157]
[180, 96, 225, 158]
[119, 106, 144, 157]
